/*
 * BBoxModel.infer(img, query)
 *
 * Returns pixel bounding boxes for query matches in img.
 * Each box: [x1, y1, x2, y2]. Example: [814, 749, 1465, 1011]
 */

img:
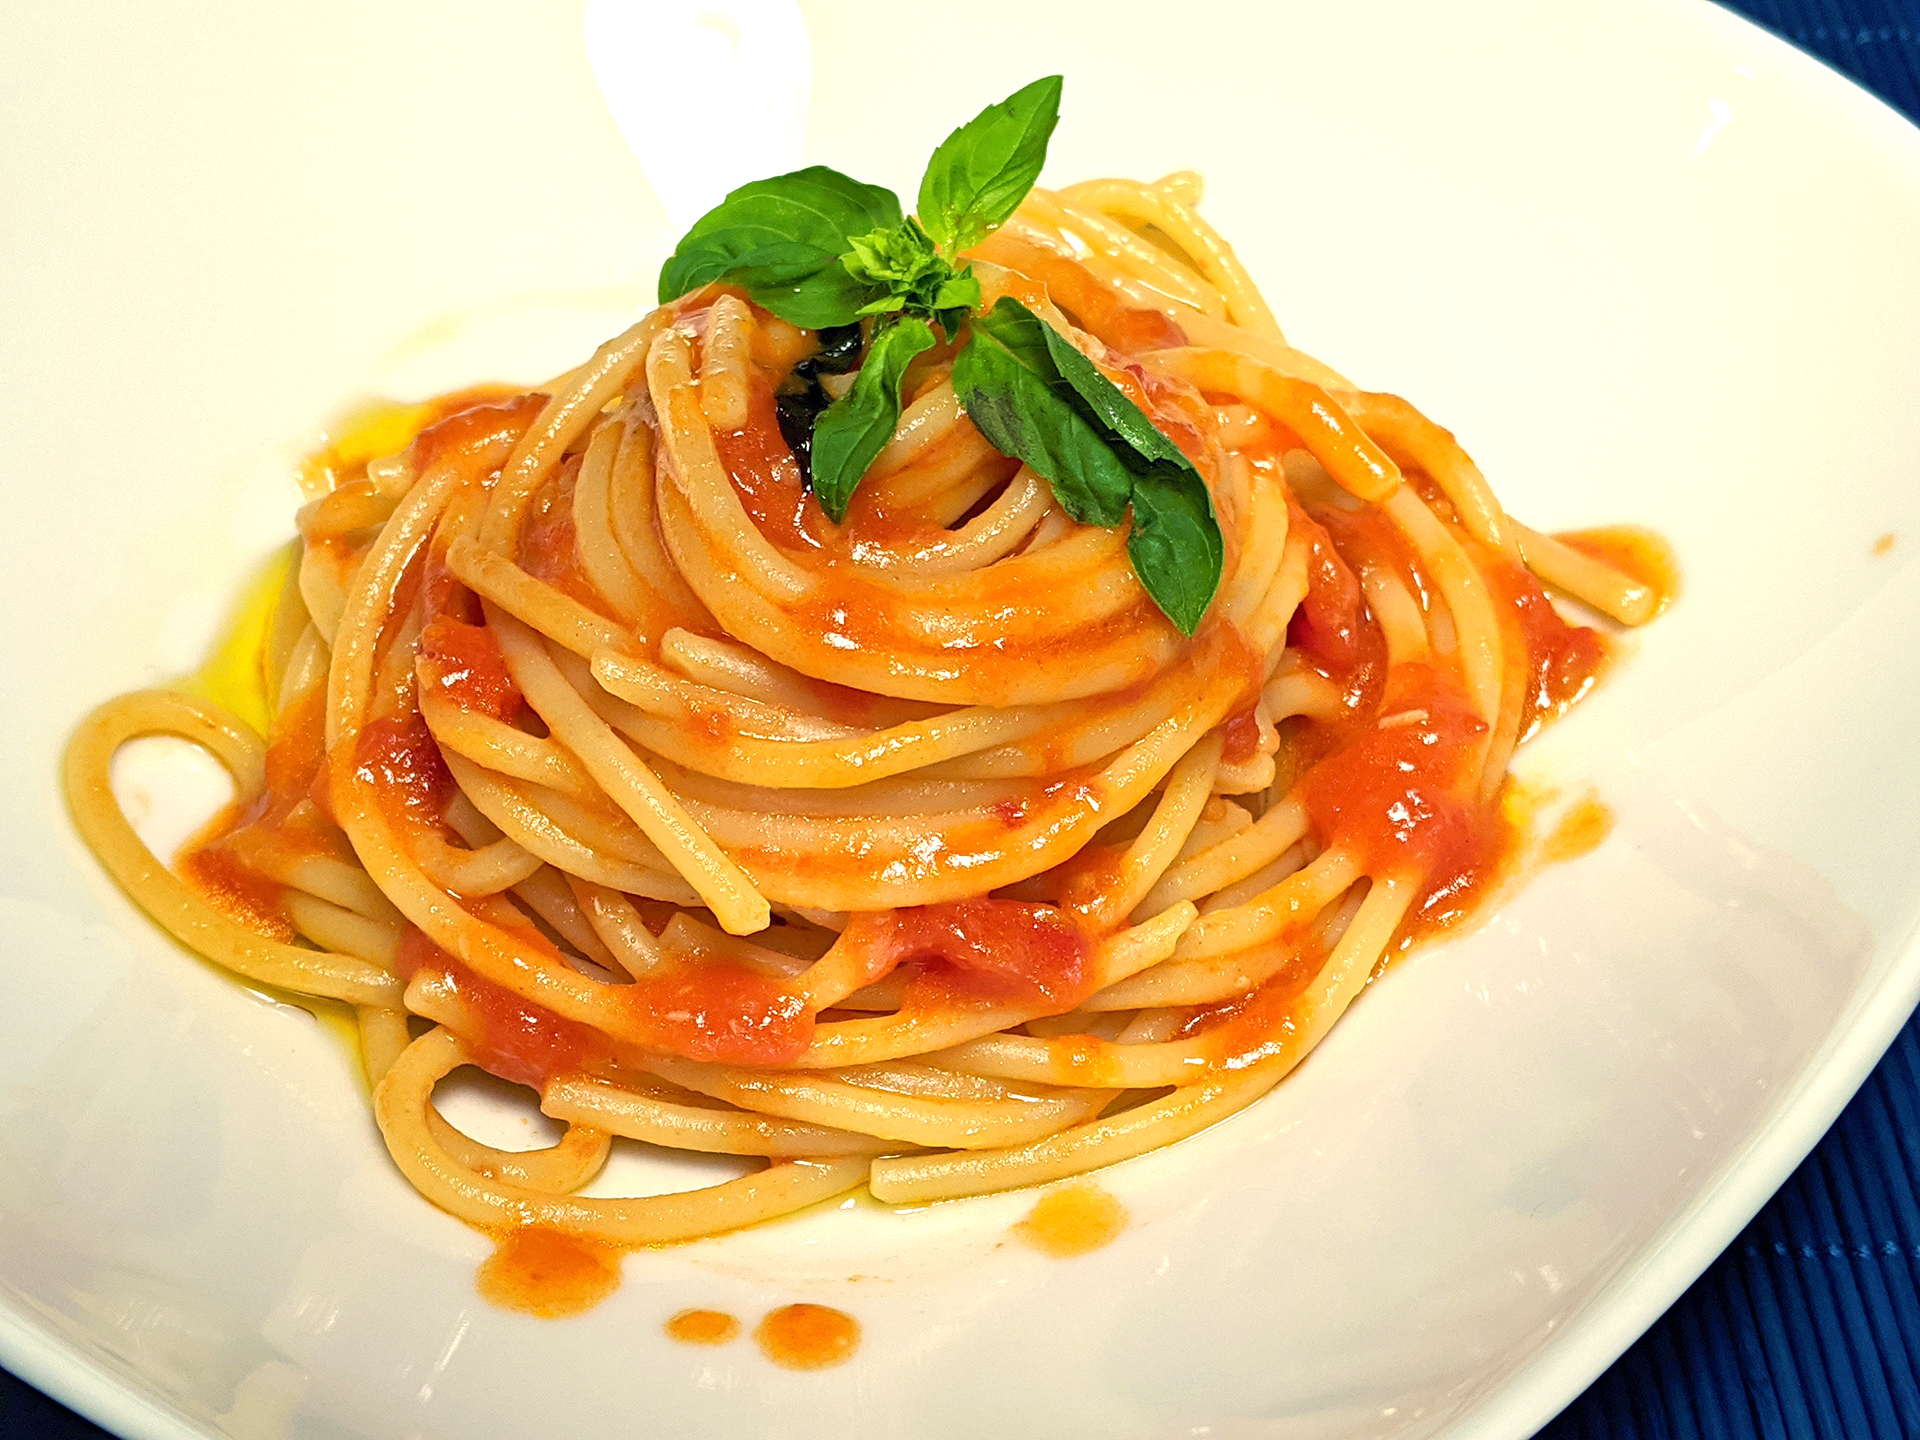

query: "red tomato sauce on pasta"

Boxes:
[713, 377, 819, 551]
[398, 928, 813, 1079]
[418, 616, 522, 719]
[846, 900, 1095, 1012]
[353, 714, 455, 832]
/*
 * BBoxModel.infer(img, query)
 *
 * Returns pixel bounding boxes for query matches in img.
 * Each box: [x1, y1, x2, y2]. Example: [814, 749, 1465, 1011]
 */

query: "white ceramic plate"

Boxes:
[5, 2, 1920, 1436]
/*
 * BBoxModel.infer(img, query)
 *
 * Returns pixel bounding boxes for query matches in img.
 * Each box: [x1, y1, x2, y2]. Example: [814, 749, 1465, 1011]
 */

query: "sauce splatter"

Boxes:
[753, 1304, 861, 1370]
[665, 1309, 741, 1346]
[1874, 531, 1897, 557]
[1542, 793, 1614, 865]
[1013, 1181, 1129, 1257]
[477, 1226, 622, 1318]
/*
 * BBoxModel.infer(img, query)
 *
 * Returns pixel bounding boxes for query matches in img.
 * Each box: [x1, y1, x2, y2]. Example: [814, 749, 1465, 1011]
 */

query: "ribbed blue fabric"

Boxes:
[3, 3, 1917, 1438]
[1727, 0, 1920, 120]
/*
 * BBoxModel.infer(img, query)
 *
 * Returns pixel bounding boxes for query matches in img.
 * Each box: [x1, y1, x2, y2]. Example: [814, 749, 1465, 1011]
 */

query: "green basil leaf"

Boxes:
[917, 76, 1063, 254]
[743, 258, 889, 330]
[809, 318, 938, 523]
[952, 322, 1133, 527]
[970, 296, 1223, 633]
[931, 269, 983, 313]
[978, 298, 1196, 473]
[1028, 313, 1194, 473]
[971, 294, 1057, 376]
[658, 166, 903, 323]
[1126, 466, 1223, 635]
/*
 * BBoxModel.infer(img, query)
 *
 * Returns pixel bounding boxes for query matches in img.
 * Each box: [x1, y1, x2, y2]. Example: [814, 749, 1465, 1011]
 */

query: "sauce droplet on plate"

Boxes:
[1013, 1181, 1128, 1257]
[1542, 793, 1614, 865]
[753, 1303, 860, 1369]
[477, 1226, 622, 1318]
[665, 1308, 741, 1346]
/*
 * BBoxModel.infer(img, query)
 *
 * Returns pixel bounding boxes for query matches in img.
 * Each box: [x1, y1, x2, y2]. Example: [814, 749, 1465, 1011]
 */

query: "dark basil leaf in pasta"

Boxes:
[775, 389, 830, 485]
[952, 323, 1133, 527]
[1126, 466, 1224, 635]
[810, 318, 938, 523]
[795, 324, 865, 377]
[658, 166, 903, 323]
[917, 76, 1063, 254]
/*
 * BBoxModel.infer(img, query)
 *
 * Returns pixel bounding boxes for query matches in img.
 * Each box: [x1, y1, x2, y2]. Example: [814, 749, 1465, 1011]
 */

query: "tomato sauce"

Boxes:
[1483, 558, 1610, 744]
[175, 390, 543, 949]
[262, 683, 329, 815]
[477, 1226, 622, 1319]
[608, 962, 812, 1068]
[1220, 707, 1262, 764]
[1285, 498, 1366, 678]
[409, 391, 545, 475]
[1013, 1182, 1129, 1257]
[400, 926, 812, 1076]
[353, 714, 455, 833]
[841, 900, 1094, 1014]
[665, 1308, 741, 1346]
[420, 506, 487, 632]
[1052, 843, 1126, 915]
[753, 1304, 860, 1370]
[1542, 793, 1614, 865]
[971, 234, 1188, 355]
[398, 929, 609, 1088]
[177, 845, 295, 943]
[518, 456, 608, 612]
[175, 684, 338, 936]
[1298, 663, 1487, 881]
[712, 376, 820, 552]
[418, 616, 522, 720]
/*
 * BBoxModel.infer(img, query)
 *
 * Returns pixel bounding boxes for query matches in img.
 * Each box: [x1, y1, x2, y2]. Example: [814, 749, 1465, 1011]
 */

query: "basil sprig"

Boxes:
[656, 76, 1225, 635]
[957, 298, 1222, 634]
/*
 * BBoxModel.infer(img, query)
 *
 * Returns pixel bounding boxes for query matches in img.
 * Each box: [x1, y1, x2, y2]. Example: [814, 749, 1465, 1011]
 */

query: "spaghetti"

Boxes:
[65, 170, 1667, 1251]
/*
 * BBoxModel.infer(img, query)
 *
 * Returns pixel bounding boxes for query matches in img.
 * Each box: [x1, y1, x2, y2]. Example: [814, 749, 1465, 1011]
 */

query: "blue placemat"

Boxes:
[6, 3, 1919, 1437]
